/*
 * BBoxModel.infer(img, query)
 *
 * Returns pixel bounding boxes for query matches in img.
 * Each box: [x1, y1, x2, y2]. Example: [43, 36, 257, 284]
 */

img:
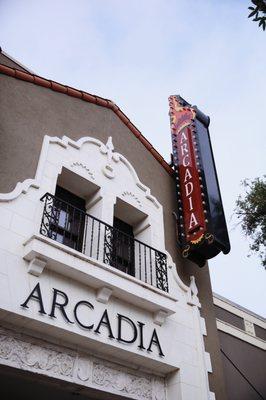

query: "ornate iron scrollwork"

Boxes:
[155, 251, 168, 292]
[103, 225, 114, 266]
[40, 193, 169, 293]
[40, 193, 59, 240]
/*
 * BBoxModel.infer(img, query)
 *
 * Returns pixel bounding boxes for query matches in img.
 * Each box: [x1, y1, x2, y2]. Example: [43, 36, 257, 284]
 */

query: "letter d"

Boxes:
[185, 182, 193, 197]
[117, 314, 138, 344]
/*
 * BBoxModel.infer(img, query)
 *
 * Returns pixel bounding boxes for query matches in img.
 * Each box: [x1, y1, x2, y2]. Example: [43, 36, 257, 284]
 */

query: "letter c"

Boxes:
[183, 154, 189, 167]
[74, 300, 94, 329]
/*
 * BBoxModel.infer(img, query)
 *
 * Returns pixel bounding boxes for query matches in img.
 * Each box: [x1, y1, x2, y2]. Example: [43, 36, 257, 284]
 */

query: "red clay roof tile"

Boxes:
[129, 125, 141, 138]
[81, 92, 97, 103]
[95, 97, 109, 107]
[66, 87, 82, 99]
[150, 148, 164, 163]
[108, 101, 119, 112]
[51, 81, 67, 94]
[0, 64, 16, 77]
[15, 69, 35, 83]
[138, 135, 153, 150]
[115, 109, 130, 126]
[33, 75, 51, 88]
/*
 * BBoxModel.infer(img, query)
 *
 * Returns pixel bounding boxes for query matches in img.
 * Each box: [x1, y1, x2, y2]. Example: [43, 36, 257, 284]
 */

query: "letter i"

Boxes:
[137, 322, 146, 350]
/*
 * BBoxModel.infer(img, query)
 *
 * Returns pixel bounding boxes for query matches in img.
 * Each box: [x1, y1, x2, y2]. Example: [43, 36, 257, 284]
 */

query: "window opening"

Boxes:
[49, 186, 86, 252]
[112, 217, 135, 277]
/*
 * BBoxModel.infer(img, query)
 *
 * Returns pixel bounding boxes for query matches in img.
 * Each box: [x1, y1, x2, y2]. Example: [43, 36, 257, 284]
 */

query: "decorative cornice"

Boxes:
[0, 178, 40, 201]
[0, 135, 162, 210]
[0, 63, 173, 176]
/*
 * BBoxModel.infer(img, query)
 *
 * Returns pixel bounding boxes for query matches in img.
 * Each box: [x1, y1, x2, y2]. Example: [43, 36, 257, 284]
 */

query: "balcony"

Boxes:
[39, 193, 168, 293]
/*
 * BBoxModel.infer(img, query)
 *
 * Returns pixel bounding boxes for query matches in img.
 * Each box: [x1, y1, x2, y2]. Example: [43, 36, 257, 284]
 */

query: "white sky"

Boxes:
[0, 0, 265, 316]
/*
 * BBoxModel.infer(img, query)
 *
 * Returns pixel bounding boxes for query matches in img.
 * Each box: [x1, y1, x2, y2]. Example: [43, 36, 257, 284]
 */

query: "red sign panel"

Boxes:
[169, 96, 206, 246]
[175, 126, 206, 241]
[169, 95, 230, 266]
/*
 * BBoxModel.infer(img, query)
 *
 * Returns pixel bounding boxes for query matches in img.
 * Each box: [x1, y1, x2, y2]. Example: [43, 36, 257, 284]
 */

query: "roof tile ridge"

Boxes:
[0, 62, 173, 175]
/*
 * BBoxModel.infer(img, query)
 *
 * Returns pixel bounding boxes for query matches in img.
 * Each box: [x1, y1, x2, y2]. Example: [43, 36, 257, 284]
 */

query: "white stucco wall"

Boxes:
[0, 134, 215, 400]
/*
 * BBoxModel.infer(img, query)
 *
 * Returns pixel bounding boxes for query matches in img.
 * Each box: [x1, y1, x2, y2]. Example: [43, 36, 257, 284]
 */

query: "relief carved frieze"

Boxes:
[0, 326, 165, 400]
[0, 328, 75, 378]
[92, 362, 153, 399]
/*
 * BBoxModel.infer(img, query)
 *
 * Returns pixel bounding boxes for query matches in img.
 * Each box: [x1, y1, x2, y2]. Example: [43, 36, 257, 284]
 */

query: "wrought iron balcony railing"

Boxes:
[40, 193, 168, 292]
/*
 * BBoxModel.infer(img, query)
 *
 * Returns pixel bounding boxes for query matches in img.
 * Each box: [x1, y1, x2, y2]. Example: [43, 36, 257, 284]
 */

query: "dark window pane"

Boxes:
[112, 217, 135, 276]
[49, 186, 86, 252]
[214, 305, 244, 330]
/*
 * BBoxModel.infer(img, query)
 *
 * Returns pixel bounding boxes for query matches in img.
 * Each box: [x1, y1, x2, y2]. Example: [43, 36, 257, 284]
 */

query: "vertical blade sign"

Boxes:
[169, 95, 230, 267]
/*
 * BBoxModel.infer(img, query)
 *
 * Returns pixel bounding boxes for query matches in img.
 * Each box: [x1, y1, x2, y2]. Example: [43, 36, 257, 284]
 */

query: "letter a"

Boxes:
[184, 168, 192, 183]
[180, 131, 187, 143]
[147, 329, 164, 357]
[189, 213, 198, 230]
[94, 309, 115, 339]
[49, 288, 74, 324]
[20, 282, 46, 315]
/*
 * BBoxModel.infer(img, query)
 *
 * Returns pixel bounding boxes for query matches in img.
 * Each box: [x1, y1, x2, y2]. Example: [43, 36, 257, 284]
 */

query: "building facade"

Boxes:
[213, 293, 266, 400]
[0, 50, 264, 399]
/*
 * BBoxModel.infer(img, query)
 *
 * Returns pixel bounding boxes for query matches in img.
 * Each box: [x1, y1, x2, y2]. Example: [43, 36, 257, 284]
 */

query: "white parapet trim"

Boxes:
[216, 319, 266, 350]
[213, 294, 265, 329]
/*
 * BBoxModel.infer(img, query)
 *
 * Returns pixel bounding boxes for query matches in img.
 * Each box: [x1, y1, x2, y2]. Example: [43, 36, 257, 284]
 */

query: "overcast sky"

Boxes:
[0, 0, 265, 316]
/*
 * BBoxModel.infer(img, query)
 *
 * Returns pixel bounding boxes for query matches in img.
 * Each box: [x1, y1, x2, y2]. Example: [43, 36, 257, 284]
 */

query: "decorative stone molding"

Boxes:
[187, 276, 201, 308]
[165, 251, 189, 297]
[152, 377, 166, 400]
[70, 161, 95, 180]
[27, 257, 47, 277]
[92, 362, 153, 399]
[244, 319, 255, 336]
[0, 325, 166, 400]
[0, 135, 161, 211]
[153, 310, 168, 326]
[100, 136, 120, 179]
[96, 287, 113, 304]
[0, 326, 75, 379]
[0, 178, 40, 202]
[122, 191, 142, 207]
